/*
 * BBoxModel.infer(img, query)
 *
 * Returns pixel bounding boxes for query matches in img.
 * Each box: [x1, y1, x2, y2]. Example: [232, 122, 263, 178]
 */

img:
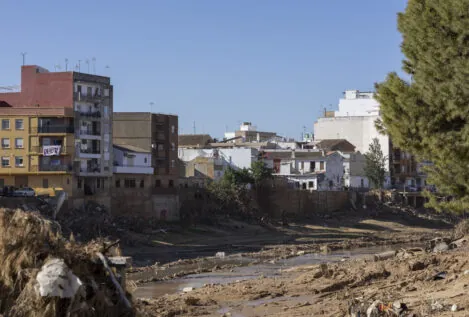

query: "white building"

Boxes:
[178, 147, 258, 171]
[342, 152, 369, 189]
[314, 90, 390, 187]
[263, 150, 344, 191]
[113, 144, 154, 174]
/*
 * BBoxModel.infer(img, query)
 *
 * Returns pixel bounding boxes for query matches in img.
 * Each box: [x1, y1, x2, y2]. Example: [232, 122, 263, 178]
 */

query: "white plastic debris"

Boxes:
[183, 287, 194, 292]
[215, 252, 226, 258]
[36, 258, 82, 298]
[451, 304, 458, 312]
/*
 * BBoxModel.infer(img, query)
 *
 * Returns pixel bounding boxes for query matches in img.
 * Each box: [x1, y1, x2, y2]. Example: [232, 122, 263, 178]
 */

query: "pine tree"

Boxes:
[375, 0, 469, 212]
[364, 138, 387, 189]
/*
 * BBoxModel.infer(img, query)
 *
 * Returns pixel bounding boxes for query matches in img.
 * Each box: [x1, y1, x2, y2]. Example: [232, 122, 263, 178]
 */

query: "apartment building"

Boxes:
[113, 112, 179, 189]
[0, 65, 113, 197]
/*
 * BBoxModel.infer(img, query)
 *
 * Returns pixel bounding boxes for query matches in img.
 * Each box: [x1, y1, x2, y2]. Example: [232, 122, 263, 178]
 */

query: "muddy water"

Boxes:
[133, 244, 417, 298]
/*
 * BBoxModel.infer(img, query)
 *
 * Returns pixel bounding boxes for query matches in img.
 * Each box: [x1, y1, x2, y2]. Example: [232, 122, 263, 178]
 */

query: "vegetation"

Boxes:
[208, 161, 273, 216]
[364, 138, 387, 189]
[375, 0, 469, 212]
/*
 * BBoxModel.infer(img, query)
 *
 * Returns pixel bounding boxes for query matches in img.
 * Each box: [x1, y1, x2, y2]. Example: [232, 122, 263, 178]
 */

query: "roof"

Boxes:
[263, 150, 325, 160]
[316, 139, 356, 152]
[179, 134, 213, 147]
[113, 144, 150, 153]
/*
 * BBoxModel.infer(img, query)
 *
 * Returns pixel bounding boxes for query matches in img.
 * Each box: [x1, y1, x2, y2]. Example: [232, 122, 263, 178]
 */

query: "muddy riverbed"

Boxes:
[133, 244, 421, 298]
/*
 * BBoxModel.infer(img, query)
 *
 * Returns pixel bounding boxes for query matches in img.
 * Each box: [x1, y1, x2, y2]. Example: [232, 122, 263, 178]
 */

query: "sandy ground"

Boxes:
[129, 205, 464, 316]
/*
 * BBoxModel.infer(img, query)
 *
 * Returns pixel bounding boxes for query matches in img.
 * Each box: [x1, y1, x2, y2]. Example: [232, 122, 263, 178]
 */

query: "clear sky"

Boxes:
[0, 0, 407, 139]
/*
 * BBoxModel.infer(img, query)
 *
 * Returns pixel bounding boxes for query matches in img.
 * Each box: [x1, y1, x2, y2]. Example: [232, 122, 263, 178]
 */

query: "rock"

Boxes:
[409, 260, 426, 271]
[182, 287, 194, 293]
[449, 237, 467, 249]
[451, 304, 458, 312]
[464, 270, 469, 275]
[296, 251, 305, 256]
[36, 258, 83, 298]
[184, 297, 200, 305]
[374, 251, 396, 262]
[433, 242, 449, 253]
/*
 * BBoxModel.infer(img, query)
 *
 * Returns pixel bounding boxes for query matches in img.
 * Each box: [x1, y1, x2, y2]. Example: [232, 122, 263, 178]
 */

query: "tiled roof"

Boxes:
[316, 139, 356, 152]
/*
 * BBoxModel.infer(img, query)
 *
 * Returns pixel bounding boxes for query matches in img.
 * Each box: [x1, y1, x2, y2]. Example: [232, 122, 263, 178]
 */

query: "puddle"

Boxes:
[133, 244, 421, 299]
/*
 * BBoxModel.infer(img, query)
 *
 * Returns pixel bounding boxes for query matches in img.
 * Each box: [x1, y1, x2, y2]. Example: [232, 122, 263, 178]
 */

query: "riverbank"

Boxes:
[130, 205, 461, 316]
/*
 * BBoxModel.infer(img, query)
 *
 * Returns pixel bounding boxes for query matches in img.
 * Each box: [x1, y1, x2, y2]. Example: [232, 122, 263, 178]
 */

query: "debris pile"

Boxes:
[0, 208, 135, 316]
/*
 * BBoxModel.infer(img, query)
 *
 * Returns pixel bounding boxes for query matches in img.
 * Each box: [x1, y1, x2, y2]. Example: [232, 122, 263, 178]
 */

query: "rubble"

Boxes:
[0, 208, 135, 316]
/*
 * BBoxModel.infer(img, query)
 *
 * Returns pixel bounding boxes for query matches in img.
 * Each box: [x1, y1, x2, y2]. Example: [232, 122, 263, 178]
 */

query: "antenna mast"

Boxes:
[20, 52, 27, 66]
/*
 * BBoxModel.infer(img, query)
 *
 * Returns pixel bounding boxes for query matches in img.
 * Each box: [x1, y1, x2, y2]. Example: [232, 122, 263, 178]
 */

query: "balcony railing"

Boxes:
[30, 165, 72, 172]
[76, 111, 102, 118]
[30, 145, 74, 154]
[74, 92, 105, 102]
[31, 126, 74, 134]
[77, 167, 101, 174]
[80, 148, 100, 154]
[78, 129, 101, 136]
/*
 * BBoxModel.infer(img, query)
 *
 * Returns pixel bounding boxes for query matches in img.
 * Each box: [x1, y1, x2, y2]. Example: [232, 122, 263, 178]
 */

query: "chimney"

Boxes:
[291, 149, 295, 159]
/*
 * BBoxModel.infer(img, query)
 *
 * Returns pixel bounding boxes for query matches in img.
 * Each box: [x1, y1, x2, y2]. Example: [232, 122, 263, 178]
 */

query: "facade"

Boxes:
[180, 156, 228, 181]
[224, 122, 278, 143]
[179, 147, 258, 171]
[335, 90, 380, 117]
[113, 112, 179, 188]
[342, 152, 369, 189]
[113, 144, 153, 175]
[390, 145, 428, 189]
[178, 134, 213, 149]
[262, 150, 344, 191]
[0, 65, 113, 197]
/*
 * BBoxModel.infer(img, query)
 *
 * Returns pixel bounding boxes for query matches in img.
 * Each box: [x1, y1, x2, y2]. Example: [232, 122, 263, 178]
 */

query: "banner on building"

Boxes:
[43, 145, 61, 156]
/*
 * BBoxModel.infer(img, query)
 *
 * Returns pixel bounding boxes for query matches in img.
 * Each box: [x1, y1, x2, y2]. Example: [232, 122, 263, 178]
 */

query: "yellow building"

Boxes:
[0, 107, 76, 196]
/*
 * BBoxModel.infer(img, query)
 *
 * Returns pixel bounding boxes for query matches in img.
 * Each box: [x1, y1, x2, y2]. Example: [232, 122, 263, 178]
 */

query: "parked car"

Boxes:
[13, 187, 36, 197]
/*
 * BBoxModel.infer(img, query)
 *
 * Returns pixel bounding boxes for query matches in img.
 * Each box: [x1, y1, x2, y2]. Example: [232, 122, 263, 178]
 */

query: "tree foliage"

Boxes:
[375, 0, 469, 212]
[250, 160, 273, 186]
[364, 138, 387, 189]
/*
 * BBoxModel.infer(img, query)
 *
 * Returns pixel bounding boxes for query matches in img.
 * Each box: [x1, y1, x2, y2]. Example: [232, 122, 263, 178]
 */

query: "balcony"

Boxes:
[76, 111, 102, 119]
[30, 165, 72, 172]
[113, 165, 154, 175]
[78, 129, 101, 139]
[31, 126, 74, 134]
[74, 92, 106, 103]
[31, 145, 74, 155]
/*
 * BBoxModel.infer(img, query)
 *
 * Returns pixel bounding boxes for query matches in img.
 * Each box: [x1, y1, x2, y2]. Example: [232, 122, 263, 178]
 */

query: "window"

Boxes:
[124, 179, 136, 188]
[310, 161, 316, 172]
[171, 160, 175, 168]
[155, 179, 161, 187]
[319, 161, 325, 170]
[2, 119, 10, 130]
[171, 125, 175, 134]
[97, 179, 101, 189]
[308, 181, 314, 188]
[1, 138, 10, 148]
[15, 119, 24, 130]
[77, 85, 82, 93]
[361, 178, 364, 188]
[43, 178, 49, 188]
[140, 180, 144, 188]
[15, 156, 23, 167]
[87, 86, 92, 96]
[77, 178, 82, 189]
[0, 179, 4, 188]
[168, 180, 174, 187]
[1, 157, 9, 167]
[115, 179, 120, 188]
[172, 142, 175, 151]
[300, 161, 304, 169]
[144, 157, 148, 164]
[15, 138, 24, 149]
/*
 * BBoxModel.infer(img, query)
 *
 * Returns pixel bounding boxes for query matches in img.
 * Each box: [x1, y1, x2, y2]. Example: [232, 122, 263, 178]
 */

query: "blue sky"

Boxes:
[0, 0, 406, 139]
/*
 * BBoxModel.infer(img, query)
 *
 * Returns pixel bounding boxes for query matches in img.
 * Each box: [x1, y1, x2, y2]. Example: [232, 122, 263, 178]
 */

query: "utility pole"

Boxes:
[20, 52, 27, 66]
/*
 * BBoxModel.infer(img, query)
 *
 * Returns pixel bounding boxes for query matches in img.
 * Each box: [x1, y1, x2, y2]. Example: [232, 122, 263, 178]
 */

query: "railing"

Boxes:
[78, 167, 101, 173]
[30, 165, 72, 172]
[80, 148, 100, 154]
[31, 126, 74, 134]
[74, 92, 105, 102]
[30, 145, 74, 154]
[77, 111, 102, 118]
[78, 129, 101, 136]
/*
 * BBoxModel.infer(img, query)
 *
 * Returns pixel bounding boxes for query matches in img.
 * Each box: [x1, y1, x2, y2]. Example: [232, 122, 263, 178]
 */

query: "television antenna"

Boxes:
[86, 59, 90, 73]
[92, 57, 96, 74]
[65, 58, 69, 71]
[20, 52, 27, 66]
